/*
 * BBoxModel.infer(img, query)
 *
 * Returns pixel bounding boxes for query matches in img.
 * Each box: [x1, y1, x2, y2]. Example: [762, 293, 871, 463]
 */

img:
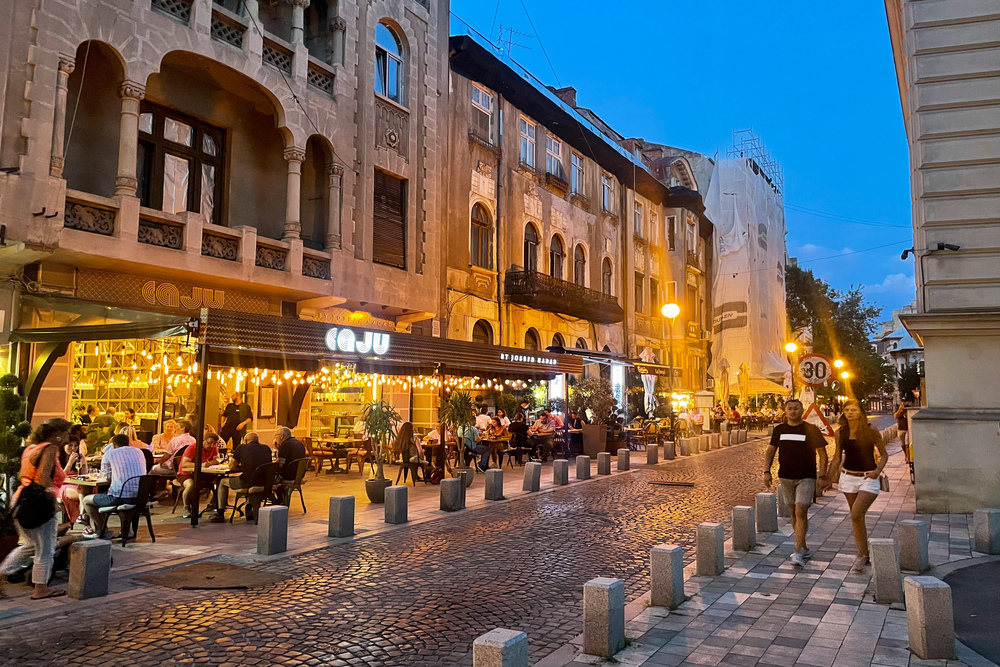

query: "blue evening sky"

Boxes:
[450, 0, 916, 319]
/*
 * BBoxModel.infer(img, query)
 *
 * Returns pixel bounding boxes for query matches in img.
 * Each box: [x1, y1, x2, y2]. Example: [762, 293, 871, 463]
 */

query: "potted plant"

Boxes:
[360, 398, 400, 504]
[569, 378, 617, 458]
[438, 390, 476, 487]
[0, 374, 32, 560]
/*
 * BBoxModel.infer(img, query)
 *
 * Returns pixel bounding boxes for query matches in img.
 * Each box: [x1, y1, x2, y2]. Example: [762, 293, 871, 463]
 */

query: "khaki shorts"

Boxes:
[779, 477, 816, 507]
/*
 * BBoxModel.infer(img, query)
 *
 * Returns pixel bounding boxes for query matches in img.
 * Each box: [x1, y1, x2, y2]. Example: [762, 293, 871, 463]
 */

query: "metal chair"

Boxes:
[227, 461, 280, 524]
[97, 475, 157, 546]
[277, 457, 309, 513]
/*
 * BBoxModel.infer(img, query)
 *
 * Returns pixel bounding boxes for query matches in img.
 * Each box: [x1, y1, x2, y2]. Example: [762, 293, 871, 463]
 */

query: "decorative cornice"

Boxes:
[118, 81, 145, 101]
[326, 162, 345, 177]
[288, 0, 310, 7]
[283, 147, 306, 163]
[331, 16, 347, 32]
[57, 56, 75, 75]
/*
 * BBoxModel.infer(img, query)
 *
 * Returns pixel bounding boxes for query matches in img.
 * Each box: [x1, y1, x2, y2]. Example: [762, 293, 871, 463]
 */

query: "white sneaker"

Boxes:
[790, 551, 806, 567]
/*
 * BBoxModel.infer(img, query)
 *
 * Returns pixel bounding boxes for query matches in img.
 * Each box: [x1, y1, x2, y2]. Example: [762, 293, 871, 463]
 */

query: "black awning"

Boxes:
[11, 318, 193, 344]
[546, 345, 629, 366]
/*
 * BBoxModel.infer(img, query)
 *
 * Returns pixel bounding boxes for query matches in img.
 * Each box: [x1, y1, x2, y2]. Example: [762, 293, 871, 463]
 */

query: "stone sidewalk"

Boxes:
[541, 440, 994, 667]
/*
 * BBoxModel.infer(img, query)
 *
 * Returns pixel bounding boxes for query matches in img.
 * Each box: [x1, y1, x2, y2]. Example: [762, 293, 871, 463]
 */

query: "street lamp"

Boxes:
[833, 359, 844, 369]
[661, 302, 680, 443]
[841, 371, 850, 379]
[784, 342, 798, 398]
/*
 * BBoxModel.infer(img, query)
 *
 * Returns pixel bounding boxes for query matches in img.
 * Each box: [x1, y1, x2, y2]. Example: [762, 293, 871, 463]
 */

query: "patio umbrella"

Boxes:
[639, 346, 658, 415]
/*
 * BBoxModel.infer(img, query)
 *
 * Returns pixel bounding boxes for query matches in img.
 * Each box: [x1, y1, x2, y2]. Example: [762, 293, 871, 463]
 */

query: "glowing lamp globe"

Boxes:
[661, 303, 680, 319]
[784, 342, 798, 353]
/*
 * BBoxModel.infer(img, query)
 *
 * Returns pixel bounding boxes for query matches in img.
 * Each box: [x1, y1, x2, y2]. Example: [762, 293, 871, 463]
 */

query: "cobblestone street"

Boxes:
[0, 438, 782, 667]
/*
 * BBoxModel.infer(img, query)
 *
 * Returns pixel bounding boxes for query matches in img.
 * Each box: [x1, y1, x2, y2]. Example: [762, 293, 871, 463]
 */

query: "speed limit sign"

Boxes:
[795, 353, 834, 388]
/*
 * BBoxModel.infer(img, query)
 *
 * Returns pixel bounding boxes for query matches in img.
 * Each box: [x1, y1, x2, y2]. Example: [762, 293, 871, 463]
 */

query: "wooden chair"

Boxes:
[304, 436, 334, 476]
[276, 458, 309, 513]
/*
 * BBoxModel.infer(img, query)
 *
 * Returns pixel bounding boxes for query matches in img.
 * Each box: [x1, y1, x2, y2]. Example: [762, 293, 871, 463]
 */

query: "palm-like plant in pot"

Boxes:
[0, 374, 32, 559]
[360, 398, 400, 503]
[569, 378, 617, 456]
[438, 390, 476, 485]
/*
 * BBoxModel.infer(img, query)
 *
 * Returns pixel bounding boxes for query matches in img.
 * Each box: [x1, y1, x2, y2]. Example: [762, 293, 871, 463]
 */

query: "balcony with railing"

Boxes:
[504, 269, 624, 324]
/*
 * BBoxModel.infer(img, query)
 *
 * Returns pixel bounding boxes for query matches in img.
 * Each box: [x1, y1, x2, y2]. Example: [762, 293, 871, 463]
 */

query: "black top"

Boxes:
[507, 421, 529, 447]
[277, 437, 306, 479]
[233, 442, 273, 485]
[843, 438, 878, 472]
[567, 416, 586, 429]
[770, 422, 827, 480]
[80, 415, 92, 425]
[223, 402, 252, 431]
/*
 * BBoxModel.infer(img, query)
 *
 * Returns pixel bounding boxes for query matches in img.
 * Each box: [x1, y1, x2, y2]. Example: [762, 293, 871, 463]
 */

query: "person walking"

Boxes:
[894, 400, 910, 464]
[763, 399, 829, 567]
[826, 399, 888, 573]
[0, 419, 71, 599]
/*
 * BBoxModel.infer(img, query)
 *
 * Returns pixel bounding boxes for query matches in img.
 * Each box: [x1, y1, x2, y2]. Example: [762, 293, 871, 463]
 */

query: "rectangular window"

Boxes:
[471, 84, 493, 143]
[667, 215, 676, 251]
[634, 202, 643, 237]
[650, 211, 659, 245]
[649, 278, 659, 315]
[545, 136, 563, 178]
[372, 169, 407, 269]
[571, 154, 584, 194]
[634, 272, 644, 314]
[519, 118, 535, 168]
[601, 175, 613, 212]
[686, 219, 698, 254]
[666, 281, 677, 305]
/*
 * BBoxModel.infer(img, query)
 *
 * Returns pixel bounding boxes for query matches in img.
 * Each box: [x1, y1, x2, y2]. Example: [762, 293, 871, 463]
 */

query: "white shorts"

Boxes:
[838, 471, 880, 495]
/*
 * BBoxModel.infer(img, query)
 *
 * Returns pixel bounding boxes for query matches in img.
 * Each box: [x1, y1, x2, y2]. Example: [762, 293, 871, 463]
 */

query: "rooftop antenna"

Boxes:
[496, 22, 532, 57]
[727, 128, 783, 193]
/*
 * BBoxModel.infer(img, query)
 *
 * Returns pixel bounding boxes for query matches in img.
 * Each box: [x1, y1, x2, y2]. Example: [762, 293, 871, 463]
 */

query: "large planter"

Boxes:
[454, 467, 475, 487]
[582, 424, 607, 458]
[365, 478, 393, 504]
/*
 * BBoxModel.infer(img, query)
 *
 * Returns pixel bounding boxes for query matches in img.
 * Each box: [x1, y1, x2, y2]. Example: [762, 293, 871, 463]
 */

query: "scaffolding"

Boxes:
[726, 128, 783, 194]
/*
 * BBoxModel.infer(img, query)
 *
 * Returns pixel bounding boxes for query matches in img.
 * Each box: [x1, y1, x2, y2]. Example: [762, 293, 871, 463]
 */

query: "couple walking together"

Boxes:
[764, 398, 888, 573]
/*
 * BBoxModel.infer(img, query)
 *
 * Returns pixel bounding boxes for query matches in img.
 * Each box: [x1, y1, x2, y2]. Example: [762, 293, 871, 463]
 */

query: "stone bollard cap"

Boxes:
[652, 543, 682, 554]
[474, 627, 528, 649]
[904, 575, 950, 590]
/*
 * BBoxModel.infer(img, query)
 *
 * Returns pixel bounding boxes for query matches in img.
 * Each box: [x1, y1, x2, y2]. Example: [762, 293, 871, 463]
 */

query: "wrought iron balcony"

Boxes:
[504, 269, 624, 324]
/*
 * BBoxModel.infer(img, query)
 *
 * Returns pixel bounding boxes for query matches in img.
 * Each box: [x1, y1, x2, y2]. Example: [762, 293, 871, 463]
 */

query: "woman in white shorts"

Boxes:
[826, 399, 887, 573]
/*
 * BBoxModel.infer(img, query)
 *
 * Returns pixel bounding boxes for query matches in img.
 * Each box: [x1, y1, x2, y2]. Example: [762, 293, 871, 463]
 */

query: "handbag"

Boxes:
[879, 474, 890, 492]
[12, 478, 57, 530]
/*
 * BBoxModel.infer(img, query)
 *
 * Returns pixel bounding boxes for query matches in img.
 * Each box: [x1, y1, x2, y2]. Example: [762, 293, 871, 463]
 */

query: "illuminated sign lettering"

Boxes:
[498, 352, 558, 366]
[325, 328, 391, 355]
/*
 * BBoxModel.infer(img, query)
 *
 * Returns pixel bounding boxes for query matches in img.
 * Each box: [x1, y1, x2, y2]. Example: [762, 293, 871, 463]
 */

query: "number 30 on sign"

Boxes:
[795, 354, 835, 388]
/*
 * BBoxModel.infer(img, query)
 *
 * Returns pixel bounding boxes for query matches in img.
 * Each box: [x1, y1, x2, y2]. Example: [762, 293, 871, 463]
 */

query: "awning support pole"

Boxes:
[191, 316, 210, 527]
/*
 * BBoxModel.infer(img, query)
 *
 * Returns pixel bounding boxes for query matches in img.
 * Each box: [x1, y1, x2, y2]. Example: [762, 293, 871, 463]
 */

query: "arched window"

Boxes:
[551, 333, 565, 349]
[573, 244, 586, 286]
[472, 320, 493, 346]
[549, 235, 565, 279]
[576, 337, 588, 350]
[470, 203, 492, 269]
[375, 23, 403, 104]
[523, 223, 539, 272]
[524, 328, 540, 351]
[601, 258, 613, 295]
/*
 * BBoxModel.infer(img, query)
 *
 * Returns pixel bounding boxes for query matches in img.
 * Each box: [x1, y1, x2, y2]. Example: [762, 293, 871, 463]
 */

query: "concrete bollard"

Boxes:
[617, 448, 630, 471]
[741, 429, 749, 443]
[663, 440, 676, 459]
[257, 505, 288, 556]
[869, 538, 904, 603]
[441, 478, 463, 511]
[583, 577, 626, 657]
[755, 492, 778, 533]
[899, 520, 930, 572]
[721, 431, 731, 447]
[777, 485, 791, 518]
[646, 444, 659, 464]
[699, 434, 709, 452]
[768, 424, 775, 437]
[973, 508, 1000, 554]
[68, 539, 112, 599]
[709, 433, 720, 450]
[678, 438, 690, 456]
[523, 461, 541, 491]
[904, 576, 955, 659]
[597, 452, 611, 475]
[732, 506, 757, 551]
[697, 523, 725, 576]
[384, 485, 407, 525]
[650, 544, 686, 609]
[328, 496, 355, 538]
[473, 628, 529, 667]
[553, 459, 569, 486]
[485, 469, 504, 500]
[576, 455, 592, 480]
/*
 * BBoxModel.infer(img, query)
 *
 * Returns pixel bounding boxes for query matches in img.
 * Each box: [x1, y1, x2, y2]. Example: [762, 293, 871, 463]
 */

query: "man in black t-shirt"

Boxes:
[220, 393, 253, 448]
[211, 432, 272, 522]
[763, 399, 829, 566]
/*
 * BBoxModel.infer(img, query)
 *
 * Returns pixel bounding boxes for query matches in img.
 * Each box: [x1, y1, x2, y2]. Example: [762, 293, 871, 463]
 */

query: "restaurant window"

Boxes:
[571, 154, 584, 194]
[470, 202, 492, 269]
[136, 103, 224, 226]
[667, 215, 676, 251]
[519, 118, 535, 168]
[634, 272, 644, 314]
[573, 244, 586, 287]
[375, 23, 404, 104]
[552, 332, 565, 349]
[546, 135, 564, 179]
[601, 174, 613, 212]
[472, 319, 493, 346]
[601, 257, 613, 295]
[634, 201, 643, 237]
[471, 84, 493, 143]
[549, 234, 565, 279]
[523, 222, 539, 271]
[575, 337, 588, 350]
[373, 169, 407, 269]
[524, 328, 540, 351]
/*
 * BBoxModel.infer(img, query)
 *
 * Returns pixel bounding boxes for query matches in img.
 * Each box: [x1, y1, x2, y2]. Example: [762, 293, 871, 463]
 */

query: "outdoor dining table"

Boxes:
[317, 437, 360, 473]
[64, 475, 110, 495]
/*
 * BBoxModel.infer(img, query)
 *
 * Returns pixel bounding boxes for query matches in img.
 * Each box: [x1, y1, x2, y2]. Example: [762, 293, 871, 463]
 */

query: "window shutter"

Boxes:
[372, 170, 406, 268]
[472, 107, 491, 142]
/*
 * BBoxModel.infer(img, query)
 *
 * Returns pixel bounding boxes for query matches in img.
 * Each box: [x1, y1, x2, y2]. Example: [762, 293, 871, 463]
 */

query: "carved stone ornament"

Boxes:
[57, 56, 75, 75]
[118, 81, 145, 101]
[476, 161, 493, 178]
[284, 147, 306, 163]
[288, 0, 310, 7]
[64, 201, 115, 236]
[331, 16, 347, 32]
[202, 232, 239, 261]
[256, 244, 288, 270]
[138, 219, 184, 249]
[326, 162, 345, 178]
[384, 129, 399, 148]
[115, 176, 138, 191]
[302, 255, 331, 279]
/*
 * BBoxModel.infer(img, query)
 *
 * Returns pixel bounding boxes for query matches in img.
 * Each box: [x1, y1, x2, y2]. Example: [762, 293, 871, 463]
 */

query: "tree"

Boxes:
[785, 266, 893, 402]
[898, 364, 920, 401]
[0, 375, 32, 537]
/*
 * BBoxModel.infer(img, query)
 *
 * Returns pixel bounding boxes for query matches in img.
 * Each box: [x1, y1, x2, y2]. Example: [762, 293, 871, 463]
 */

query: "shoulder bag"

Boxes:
[11, 443, 59, 530]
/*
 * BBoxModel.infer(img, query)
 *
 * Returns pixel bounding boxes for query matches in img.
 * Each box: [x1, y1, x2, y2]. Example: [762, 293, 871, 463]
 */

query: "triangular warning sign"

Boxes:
[802, 402, 835, 437]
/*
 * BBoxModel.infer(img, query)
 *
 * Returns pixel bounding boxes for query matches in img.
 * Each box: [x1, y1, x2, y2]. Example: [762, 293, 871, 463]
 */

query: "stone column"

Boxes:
[115, 80, 145, 196]
[290, 0, 310, 46]
[283, 147, 306, 240]
[50, 55, 75, 177]
[331, 16, 347, 66]
[325, 162, 343, 249]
